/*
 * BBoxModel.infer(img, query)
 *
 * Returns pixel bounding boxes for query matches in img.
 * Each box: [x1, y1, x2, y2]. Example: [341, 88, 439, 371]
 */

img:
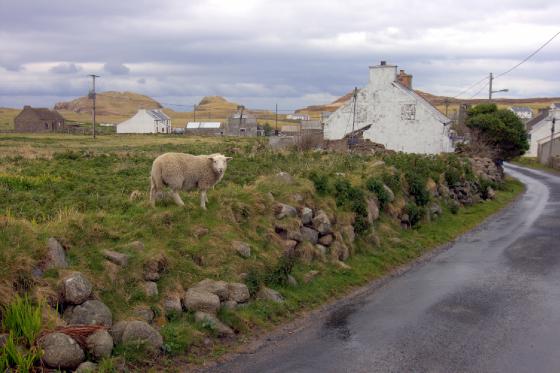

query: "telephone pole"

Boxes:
[88, 74, 100, 139]
[193, 104, 197, 122]
[275, 103, 278, 135]
[488, 72, 493, 101]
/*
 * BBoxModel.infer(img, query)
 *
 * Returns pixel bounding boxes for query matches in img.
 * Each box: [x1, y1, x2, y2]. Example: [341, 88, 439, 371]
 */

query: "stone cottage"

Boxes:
[226, 111, 258, 136]
[14, 106, 66, 132]
[323, 61, 454, 154]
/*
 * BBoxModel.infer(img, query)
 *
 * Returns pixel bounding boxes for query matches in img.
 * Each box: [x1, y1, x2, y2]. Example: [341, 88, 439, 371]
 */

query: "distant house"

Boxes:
[226, 111, 258, 136]
[508, 106, 533, 121]
[287, 114, 309, 121]
[185, 122, 224, 136]
[116, 109, 171, 134]
[323, 62, 453, 154]
[525, 108, 558, 157]
[14, 106, 65, 132]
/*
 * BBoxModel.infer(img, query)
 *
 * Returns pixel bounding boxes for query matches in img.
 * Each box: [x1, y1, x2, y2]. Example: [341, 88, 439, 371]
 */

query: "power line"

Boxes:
[468, 81, 490, 99]
[494, 30, 560, 79]
[452, 75, 489, 99]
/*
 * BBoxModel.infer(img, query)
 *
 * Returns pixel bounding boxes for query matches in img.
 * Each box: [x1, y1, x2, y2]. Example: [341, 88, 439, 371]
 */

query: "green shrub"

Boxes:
[309, 172, 330, 195]
[161, 320, 196, 355]
[445, 167, 462, 187]
[2, 295, 42, 346]
[406, 174, 430, 206]
[265, 256, 295, 287]
[244, 268, 264, 296]
[405, 203, 424, 227]
[449, 201, 460, 215]
[382, 172, 402, 193]
[365, 178, 390, 207]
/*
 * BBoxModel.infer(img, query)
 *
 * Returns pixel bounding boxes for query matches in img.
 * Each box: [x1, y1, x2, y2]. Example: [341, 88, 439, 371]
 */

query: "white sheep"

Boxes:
[149, 152, 232, 209]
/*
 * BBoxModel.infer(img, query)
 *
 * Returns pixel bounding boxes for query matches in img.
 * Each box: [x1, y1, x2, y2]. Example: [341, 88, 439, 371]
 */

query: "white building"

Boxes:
[525, 108, 558, 157]
[116, 109, 171, 134]
[508, 106, 533, 121]
[323, 61, 453, 154]
[287, 114, 309, 121]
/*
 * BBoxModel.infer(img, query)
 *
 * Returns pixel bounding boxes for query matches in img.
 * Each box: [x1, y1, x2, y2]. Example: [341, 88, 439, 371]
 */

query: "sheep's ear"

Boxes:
[226, 157, 233, 162]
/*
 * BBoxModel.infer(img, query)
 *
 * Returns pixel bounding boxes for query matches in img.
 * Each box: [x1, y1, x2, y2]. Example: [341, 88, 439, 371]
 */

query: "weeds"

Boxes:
[2, 294, 42, 346]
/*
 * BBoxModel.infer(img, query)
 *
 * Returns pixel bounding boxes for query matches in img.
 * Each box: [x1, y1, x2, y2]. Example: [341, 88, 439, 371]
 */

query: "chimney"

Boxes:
[368, 61, 397, 87]
[397, 69, 413, 89]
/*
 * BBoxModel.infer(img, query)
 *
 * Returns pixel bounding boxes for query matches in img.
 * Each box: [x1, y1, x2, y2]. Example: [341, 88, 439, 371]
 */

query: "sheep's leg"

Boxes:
[200, 190, 207, 210]
[149, 185, 158, 207]
[170, 190, 185, 206]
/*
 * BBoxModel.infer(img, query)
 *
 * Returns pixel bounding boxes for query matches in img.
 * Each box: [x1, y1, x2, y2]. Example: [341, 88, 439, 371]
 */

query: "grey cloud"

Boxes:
[137, 78, 146, 84]
[103, 62, 130, 75]
[50, 63, 81, 74]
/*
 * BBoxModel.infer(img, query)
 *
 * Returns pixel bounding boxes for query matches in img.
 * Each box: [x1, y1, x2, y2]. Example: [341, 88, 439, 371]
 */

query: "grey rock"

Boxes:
[133, 306, 155, 323]
[102, 250, 129, 266]
[191, 279, 229, 301]
[300, 207, 313, 225]
[63, 300, 112, 327]
[61, 272, 92, 305]
[367, 198, 380, 223]
[274, 203, 297, 219]
[227, 282, 250, 303]
[86, 330, 113, 360]
[76, 361, 98, 373]
[40, 332, 85, 369]
[287, 275, 298, 286]
[232, 241, 251, 258]
[162, 295, 182, 314]
[330, 241, 350, 262]
[312, 210, 332, 234]
[256, 287, 284, 303]
[318, 234, 334, 246]
[300, 227, 319, 244]
[222, 300, 238, 310]
[383, 184, 395, 202]
[109, 321, 129, 344]
[194, 312, 234, 337]
[182, 289, 220, 314]
[142, 281, 158, 297]
[46, 237, 68, 269]
[118, 320, 163, 351]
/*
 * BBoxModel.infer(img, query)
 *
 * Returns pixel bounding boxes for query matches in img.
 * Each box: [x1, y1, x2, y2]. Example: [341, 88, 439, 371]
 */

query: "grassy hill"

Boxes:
[0, 108, 20, 131]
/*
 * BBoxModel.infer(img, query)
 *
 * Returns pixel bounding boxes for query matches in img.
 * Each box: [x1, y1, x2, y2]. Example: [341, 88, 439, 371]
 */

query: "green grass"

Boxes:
[512, 157, 560, 174]
[0, 134, 524, 368]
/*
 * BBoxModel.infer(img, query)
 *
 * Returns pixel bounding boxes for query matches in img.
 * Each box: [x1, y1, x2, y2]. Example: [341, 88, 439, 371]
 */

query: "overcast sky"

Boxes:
[0, 0, 558, 111]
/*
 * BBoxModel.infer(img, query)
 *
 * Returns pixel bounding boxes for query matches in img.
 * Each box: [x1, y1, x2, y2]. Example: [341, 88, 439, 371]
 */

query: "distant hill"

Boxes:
[54, 91, 163, 124]
[296, 90, 560, 119]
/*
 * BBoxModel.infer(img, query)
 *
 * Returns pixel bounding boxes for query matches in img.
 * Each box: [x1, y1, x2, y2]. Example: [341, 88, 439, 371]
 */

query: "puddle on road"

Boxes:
[322, 303, 358, 341]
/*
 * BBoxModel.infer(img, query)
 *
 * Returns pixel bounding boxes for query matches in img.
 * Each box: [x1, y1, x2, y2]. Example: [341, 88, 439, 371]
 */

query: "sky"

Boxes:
[0, 0, 559, 111]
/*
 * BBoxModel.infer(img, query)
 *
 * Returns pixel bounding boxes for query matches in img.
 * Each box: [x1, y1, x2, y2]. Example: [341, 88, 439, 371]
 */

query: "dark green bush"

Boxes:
[405, 203, 424, 227]
[309, 172, 330, 195]
[406, 173, 430, 206]
[365, 177, 390, 207]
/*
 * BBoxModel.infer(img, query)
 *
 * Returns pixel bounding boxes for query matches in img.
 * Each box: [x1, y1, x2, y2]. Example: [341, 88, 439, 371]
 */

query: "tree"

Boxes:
[464, 103, 529, 161]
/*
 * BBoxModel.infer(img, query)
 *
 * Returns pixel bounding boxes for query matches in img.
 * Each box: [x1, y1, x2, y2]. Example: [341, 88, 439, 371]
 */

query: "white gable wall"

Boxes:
[527, 110, 558, 157]
[324, 64, 453, 154]
[117, 109, 171, 134]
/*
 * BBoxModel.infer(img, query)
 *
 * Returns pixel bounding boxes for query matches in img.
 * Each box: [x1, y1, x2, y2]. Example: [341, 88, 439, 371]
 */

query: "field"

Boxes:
[0, 134, 523, 369]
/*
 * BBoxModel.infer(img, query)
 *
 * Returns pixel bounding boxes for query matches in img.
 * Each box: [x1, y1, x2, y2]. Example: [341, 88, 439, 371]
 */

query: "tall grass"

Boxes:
[2, 294, 42, 346]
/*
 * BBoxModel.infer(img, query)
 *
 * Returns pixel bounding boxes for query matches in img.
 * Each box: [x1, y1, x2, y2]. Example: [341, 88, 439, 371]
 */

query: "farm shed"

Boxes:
[116, 109, 171, 134]
[14, 106, 66, 132]
[323, 61, 453, 154]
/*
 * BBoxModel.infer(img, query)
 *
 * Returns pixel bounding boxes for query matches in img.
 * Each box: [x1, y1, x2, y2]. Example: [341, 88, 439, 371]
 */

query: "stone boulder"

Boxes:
[63, 300, 112, 327]
[86, 329, 113, 360]
[312, 210, 332, 234]
[274, 203, 297, 219]
[300, 227, 319, 244]
[142, 281, 158, 297]
[232, 241, 251, 258]
[133, 306, 155, 323]
[143, 254, 168, 281]
[61, 272, 92, 305]
[76, 361, 98, 372]
[300, 207, 313, 225]
[111, 320, 163, 352]
[45, 237, 68, 269]
[318, 234, 334, 246]
[227, 283, 250, 303]
[182, 289, 220, 314]
[256, 287, 284, 303]
[330, 241, 349, 262]
[163, 295, 182, 314]
[367, 198, 380, 224]
[40, 332, 85, 369]
[191, 279, 229, 301]
[102, 250, 129, 266]
[194, 312, 234, 337]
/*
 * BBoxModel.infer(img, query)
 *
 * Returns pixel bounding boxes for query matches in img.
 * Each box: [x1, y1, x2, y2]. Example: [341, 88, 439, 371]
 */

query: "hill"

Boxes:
[54, 91, 164, 124]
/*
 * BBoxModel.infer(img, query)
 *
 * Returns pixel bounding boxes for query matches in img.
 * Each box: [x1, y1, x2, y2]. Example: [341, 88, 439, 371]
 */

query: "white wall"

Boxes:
[527, 110, 558, 157]
[117, 110, 171, 134]
[324, 64, 453, 154]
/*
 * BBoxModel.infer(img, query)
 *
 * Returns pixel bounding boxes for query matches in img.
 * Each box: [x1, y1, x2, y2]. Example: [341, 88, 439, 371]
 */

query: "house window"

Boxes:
[44, 122, 49, 129]
[401, 104, 416, 120]
[240, 128, 246, 136]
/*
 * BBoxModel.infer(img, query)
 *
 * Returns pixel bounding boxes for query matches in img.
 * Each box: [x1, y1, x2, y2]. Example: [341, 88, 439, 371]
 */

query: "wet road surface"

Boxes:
[209, 164, 560, 373]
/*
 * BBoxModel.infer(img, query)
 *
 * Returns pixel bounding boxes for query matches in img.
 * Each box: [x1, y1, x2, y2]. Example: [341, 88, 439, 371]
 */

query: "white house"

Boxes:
[525, 108, 558, 157]
[323, 61, 453, 154]
[287, 114, 309, 121]
[508, 106, 533, 121]
[116, 109, 171, 134]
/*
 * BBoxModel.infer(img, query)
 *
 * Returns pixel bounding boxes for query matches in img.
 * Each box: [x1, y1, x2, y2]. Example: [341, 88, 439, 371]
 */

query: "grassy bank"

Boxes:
[512, 157, 560, 175]
[0, 134, 523, 370]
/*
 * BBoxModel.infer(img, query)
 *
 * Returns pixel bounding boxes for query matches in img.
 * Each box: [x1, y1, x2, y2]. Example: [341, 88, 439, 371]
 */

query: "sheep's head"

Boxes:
[209, 154, 232, 176]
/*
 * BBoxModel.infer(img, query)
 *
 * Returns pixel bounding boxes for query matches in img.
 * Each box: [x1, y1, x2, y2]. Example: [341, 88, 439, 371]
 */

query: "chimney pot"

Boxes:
[380, 60, 386, 66]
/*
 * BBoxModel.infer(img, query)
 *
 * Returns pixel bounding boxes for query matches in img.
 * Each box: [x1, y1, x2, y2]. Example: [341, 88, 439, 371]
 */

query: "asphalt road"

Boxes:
[209, 164, 560, 373]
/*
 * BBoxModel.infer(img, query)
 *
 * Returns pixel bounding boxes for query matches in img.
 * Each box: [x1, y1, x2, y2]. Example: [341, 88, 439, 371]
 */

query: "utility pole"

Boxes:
[193, 104, 197, 122]
[488, 72, 493, 101]
[275, 103, 278, 136]
[88, 74, 100, 139]
[349, 87, 358, 148]
[444, 98, 450, 117]
[237, 105, 244, 136]
[548, 117, 556, 166]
